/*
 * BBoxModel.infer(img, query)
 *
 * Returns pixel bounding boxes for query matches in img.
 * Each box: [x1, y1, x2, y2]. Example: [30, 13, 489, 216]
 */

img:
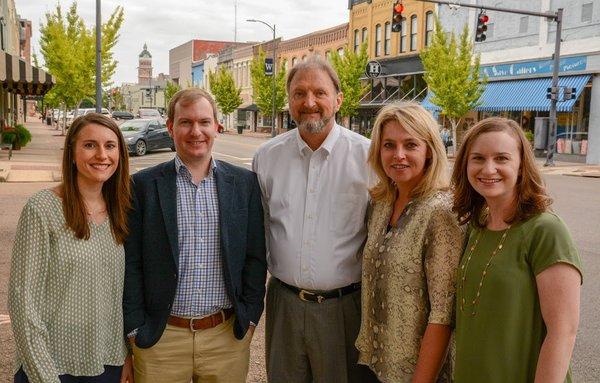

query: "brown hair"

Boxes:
[452, 117, 552, 227]
[61, 113, 131, 244]
[167, 88, 218, 123]
[368, 102, 449, 202]
[286, 55, 341, 94]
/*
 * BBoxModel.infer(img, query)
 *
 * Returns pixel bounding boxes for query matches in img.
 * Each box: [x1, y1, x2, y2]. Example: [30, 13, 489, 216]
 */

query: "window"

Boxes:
[384, 22, 391, 55]
[375, 24, 382, 57]
[325, 50, 331, 60]
[410, 15, 418, 51]
[519, 16, 528, 33]
[302, 55, 307, 61]
[487, 23, 494, 39]
[354, 29, 360, 52]
[337, 47, 345, 57]
[362, 27, 368, 45]
[400, 18, 407, 52]
[425, 12, 434, 46]
[292, 57, 297, 67]
[582, 3, 593, 22]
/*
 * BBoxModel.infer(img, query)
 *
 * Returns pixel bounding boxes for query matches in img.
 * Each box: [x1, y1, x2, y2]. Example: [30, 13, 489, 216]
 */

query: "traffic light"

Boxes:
[391, 1, 404, 33]
[145, 88, 152, 97]
[546, 86, 558, 101]
[475, 11, 489, 42]
[563, 87, 576, 100]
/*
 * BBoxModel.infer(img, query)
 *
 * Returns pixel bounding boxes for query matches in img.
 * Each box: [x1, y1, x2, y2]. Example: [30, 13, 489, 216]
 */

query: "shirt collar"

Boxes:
[175, 155, 217, 178]
[295, 123, 341, 157]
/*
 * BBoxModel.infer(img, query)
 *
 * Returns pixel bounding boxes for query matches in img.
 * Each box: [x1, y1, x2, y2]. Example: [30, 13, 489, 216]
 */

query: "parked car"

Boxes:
[119, 118, 174, 156]
[111, 110, 134, 120]
[138, 108, 162, 120]
[65, 108, 111, 128]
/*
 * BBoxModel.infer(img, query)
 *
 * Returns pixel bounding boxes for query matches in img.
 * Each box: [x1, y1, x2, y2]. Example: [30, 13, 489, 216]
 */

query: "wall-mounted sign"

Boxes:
[481, 56, 587, 79]
[365, 60, 382, 78]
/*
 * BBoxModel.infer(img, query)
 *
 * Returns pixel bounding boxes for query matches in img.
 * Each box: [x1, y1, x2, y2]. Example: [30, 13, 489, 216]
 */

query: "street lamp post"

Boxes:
[247, 19, 277, 138]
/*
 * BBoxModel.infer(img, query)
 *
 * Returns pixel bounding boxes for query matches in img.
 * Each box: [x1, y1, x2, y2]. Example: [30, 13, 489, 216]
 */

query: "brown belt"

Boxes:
[167, 308, 234, 332]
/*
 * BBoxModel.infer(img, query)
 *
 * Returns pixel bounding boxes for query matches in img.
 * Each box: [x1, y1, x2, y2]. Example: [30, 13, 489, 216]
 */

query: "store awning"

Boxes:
[0, 50, 55, 95]
[421, 74, 591, 113]
[238, 102, 259, 112]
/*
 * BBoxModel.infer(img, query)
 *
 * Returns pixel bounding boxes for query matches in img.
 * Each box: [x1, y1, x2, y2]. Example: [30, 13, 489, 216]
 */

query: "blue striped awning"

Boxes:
[421, 74, 591, 113]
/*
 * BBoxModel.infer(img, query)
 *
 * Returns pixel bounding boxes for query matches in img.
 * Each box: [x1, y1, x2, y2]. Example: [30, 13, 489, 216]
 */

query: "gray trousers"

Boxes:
[265, 278, 378, 383]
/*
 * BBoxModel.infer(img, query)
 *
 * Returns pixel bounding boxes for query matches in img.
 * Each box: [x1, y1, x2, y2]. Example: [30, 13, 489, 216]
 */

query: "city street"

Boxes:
[0, 124, 599, 381]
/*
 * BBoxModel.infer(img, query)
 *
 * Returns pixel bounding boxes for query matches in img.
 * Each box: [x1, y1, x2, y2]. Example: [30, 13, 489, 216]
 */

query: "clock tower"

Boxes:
[138, 43, 153, 86]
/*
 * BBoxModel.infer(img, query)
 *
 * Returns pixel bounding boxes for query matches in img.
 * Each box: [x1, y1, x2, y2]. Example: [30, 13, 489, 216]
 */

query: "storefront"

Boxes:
[0, 50, 54, 126]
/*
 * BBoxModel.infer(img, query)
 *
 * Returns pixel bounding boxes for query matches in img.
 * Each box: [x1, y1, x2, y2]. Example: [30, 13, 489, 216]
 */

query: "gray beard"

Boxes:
[297, 116, 331, 134]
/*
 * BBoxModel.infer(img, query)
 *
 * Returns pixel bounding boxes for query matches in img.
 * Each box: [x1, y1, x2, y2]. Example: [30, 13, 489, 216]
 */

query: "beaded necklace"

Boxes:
[458, 225, 511, 316]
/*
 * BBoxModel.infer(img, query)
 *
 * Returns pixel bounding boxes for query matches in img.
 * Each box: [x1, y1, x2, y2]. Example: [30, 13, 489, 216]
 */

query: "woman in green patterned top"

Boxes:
[8, 113, 133, 383]
[451, 117, 582, 382]
[356, 102, 463, 382]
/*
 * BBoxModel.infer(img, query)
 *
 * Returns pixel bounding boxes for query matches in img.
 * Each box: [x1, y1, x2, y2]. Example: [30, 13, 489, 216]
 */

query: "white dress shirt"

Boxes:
[252, 124, 372, 290]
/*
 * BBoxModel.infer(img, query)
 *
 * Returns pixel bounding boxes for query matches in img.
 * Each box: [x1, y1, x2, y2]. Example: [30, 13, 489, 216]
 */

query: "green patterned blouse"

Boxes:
[8, 189, 127, 382]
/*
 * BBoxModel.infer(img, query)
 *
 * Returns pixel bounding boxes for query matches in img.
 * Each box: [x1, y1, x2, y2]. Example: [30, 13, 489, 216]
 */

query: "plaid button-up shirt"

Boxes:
[171, 156, 232, 317]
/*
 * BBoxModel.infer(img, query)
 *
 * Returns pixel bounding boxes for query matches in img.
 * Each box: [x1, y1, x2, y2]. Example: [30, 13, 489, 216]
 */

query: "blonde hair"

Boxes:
[368, 102, 449, 202]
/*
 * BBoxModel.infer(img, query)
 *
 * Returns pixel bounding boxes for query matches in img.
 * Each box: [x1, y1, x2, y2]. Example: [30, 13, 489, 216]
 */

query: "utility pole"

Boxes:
[414, 0, 563, 166]
[95, 0, 102, 113]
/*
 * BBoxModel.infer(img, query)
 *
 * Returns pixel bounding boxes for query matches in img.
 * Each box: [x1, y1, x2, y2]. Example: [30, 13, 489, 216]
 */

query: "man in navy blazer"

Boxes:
[123, 88, 267, 383]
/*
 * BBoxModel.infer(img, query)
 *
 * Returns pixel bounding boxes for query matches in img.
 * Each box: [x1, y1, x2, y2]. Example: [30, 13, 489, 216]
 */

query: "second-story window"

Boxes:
[410, 15, 418, 51]
[425, 11, 434, 46]
[337, 47, 345, 57]
[519, 16, 528, 33]
[354, 29, 360, 52]
[292, 57, 297, 67]
[362, 27, 368, 47]
[375, 24, 382, 57]
[582, 3, 593, 22]
[384, 22, 391, 55]
[400, 17, 407, 53]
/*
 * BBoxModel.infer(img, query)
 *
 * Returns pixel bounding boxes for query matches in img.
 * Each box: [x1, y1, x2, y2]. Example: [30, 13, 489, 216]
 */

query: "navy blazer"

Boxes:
[123, 159, 267, 347]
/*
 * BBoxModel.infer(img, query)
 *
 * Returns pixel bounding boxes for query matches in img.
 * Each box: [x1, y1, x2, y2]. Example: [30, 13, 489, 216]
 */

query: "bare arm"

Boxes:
[534, 263, 581, 383]
[411, 324, 452, 383]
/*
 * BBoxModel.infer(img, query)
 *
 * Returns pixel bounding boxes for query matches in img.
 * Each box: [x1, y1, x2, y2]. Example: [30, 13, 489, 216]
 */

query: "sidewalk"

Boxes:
[2, 121, 599, 182]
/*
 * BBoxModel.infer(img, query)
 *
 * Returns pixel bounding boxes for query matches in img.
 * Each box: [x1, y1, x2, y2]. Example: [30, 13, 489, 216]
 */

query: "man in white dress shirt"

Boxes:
[252, 56, 375, 382]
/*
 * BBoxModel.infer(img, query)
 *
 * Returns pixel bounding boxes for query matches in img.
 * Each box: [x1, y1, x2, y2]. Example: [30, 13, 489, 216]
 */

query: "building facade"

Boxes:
[349, 0, 436, 133]
[436, 0, 600, 164]
[169, 40, 239, 87]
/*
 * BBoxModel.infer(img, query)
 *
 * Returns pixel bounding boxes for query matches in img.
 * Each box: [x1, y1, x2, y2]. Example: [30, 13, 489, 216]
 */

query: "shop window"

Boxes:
[410, 15, 418, 51]
[375, 24, 382, 57]
[582, 3, 593, 22]
[425, 12, 434, 47]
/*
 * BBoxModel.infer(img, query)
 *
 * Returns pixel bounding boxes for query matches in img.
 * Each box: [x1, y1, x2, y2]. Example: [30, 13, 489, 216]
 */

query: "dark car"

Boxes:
[120, 119, 174, 156]
[112, 110, 134, 120]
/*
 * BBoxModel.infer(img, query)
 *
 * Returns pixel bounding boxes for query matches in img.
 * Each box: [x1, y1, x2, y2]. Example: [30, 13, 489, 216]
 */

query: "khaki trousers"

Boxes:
[132, 316, 251, 383]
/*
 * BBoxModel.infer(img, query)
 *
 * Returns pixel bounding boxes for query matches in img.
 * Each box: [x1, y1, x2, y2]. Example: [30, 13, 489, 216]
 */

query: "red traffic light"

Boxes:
[479, 14, 489, 23]
[394, 3, 404, 13]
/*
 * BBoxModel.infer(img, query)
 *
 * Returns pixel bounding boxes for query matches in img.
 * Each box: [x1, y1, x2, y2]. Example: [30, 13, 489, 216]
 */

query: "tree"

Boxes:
[208, 66, 243, 129]
[250, 48, 287, 126]
[420, 17, 486, 149]
[164, 81, 181, 108]
[330, 43, 369, 127]
[39, 2, 124, 133]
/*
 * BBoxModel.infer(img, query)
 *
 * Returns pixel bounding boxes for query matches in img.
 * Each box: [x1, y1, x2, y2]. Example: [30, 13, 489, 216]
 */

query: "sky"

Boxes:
[18, 0, 350, 85]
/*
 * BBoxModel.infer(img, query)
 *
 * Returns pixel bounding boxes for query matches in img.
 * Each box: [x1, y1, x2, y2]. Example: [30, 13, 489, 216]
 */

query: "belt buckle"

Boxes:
[189, 317, 198, 332]
[299, 289, 324, 303]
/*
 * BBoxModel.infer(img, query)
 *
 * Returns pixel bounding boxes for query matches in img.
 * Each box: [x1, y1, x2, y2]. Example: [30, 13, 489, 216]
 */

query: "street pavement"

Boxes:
[0, 120, 599, 381]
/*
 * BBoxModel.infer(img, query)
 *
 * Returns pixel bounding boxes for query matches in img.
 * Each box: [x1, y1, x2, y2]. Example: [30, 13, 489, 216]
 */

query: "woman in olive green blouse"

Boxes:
[451, 117, 582, 382]
[356, 102, 464, 382]
[8, 114, 133, 383]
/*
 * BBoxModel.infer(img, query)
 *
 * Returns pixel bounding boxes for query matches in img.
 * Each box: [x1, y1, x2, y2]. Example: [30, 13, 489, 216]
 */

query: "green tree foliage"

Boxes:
[208, 66, 243, 128]
[250, 48, 287, 121]
[39, 2, 123, 132]
[164, 81, 181, 107]
[330, 43, 369, 121]
[420, 17, 486, 147]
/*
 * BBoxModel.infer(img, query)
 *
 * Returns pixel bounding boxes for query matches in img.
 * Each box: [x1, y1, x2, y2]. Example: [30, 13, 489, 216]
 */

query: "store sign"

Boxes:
[480, 56, 587, 79]
[365, 60, 382, 78]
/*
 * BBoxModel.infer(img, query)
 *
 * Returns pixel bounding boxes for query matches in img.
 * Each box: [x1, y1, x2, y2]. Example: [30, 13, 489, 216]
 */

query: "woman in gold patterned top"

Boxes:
[356, 102, 464, 382]
[8, 114, 133, 383]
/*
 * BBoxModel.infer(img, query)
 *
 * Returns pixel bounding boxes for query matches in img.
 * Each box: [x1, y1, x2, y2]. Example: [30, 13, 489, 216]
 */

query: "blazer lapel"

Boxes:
[156, 161, 180, 269]
[214, 162, 234, 271]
